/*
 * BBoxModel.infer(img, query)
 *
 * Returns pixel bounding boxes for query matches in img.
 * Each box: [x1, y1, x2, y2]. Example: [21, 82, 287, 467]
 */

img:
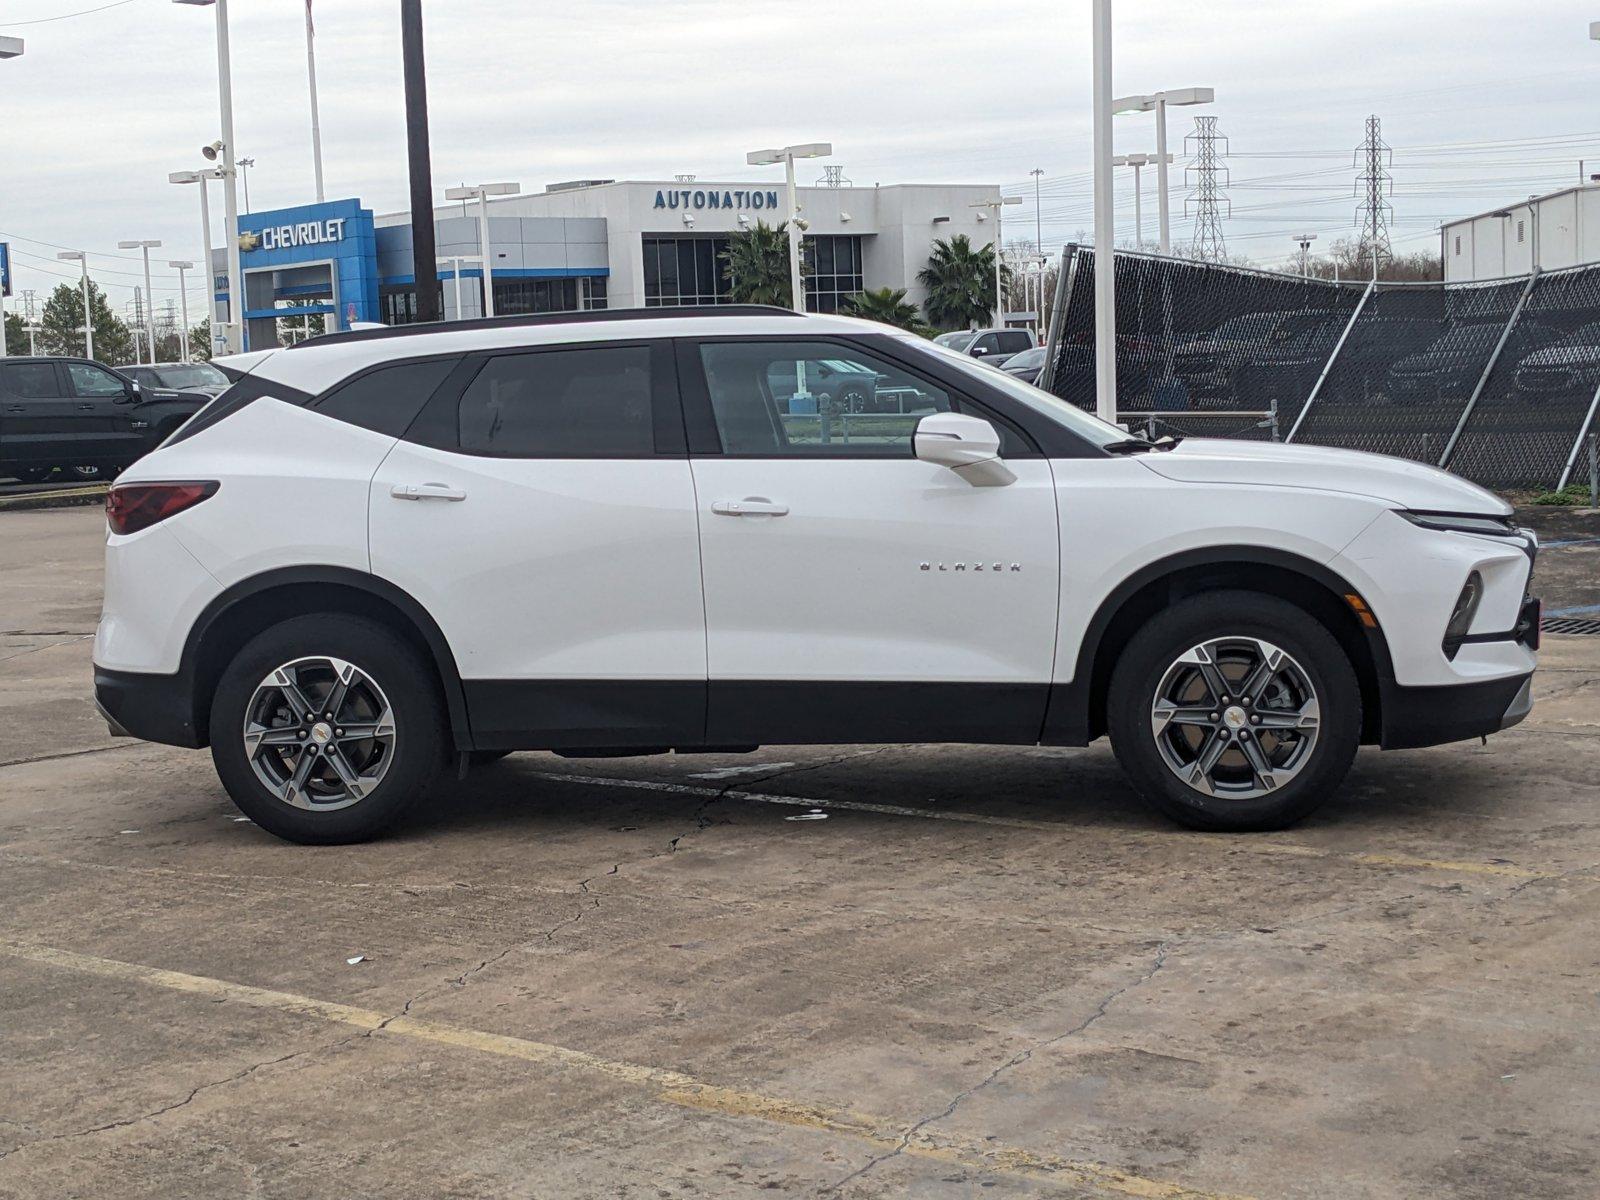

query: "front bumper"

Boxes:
[94, 666, 205, 748]
[1379, 670, 1534, 750]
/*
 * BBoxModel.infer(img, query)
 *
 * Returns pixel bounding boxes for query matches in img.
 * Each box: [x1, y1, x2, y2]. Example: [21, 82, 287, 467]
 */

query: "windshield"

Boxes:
[1005, 346, 1046, 369]
[933, 331, 978, 352]
[156, 363, 228, 389]
[915, 338, 1129, 449]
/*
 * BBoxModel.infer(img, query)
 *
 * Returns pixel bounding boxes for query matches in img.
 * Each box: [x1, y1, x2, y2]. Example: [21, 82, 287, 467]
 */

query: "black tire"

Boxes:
[1107, 590, 1361, 832]
[209, 614, 446, 844]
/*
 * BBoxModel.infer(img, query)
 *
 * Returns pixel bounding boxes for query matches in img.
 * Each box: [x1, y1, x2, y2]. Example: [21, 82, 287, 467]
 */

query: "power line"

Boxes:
[0, 0, 134, 27]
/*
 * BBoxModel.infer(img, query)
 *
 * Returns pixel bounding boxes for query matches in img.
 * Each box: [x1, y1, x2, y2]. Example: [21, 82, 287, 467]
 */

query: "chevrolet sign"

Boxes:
[243, 218, 348, 253]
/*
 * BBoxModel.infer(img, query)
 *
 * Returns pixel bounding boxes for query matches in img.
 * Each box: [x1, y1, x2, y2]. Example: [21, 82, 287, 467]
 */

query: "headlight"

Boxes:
[1443, 570, 1483, 658]
[1400, 510, 1518, 537]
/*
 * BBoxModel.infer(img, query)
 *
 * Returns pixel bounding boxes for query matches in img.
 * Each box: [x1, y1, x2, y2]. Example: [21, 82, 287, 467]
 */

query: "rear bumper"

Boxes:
[93, 666, 204, 748]
[1379, 671, 1533, 750]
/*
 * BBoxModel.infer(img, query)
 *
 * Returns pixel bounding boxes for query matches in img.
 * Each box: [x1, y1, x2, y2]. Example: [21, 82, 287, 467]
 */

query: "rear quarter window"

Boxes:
[311, 357, 461, 437]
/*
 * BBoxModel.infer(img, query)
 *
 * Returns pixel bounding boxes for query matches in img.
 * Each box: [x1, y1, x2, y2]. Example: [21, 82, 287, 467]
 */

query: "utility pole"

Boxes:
[1295, 232, 1317, 279]
[1354, 114, 1393, 278]
[1185, 116, 1230, 261]
[1030, 167, 1045, 256]
[400, 0, 441, 323]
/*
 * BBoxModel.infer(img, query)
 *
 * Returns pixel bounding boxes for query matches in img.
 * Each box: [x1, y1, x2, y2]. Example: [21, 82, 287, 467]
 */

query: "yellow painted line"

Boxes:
[535, 771, 1571, 882]
[0, 940, 1252, 1200]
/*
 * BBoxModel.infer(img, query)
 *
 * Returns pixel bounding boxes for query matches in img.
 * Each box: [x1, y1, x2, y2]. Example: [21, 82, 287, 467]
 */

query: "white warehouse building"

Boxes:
[1443, 184, 1600, 282]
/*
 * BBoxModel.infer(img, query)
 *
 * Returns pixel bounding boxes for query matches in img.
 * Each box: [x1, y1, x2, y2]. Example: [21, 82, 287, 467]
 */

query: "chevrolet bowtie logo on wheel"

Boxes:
[237, 230, 262, 252]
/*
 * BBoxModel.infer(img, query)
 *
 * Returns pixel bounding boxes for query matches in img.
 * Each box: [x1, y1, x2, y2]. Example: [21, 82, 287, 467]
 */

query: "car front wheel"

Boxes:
[209, 614, 445, 844]
[1107, 590, 1361, 831]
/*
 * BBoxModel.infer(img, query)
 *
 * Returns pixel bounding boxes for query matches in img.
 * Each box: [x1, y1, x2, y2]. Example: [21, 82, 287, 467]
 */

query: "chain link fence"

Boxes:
[1041, 245, 1600, 491]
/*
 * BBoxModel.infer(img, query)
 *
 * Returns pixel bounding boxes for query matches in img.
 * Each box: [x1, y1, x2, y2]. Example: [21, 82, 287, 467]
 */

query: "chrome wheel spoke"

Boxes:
[270, 667, 317, 723]
[1254, 698, 1320, 730]
[1236, 733, 1279, 792]
[1236, 646, 1284, 704]
[244, 723, 303, 753]
[283, 746, 320, 809]
[323, 742, 372, 801]
[1150, 704, 1217, 736]
[1185, 730, 1230, 794]
[323, 657, 357, 722]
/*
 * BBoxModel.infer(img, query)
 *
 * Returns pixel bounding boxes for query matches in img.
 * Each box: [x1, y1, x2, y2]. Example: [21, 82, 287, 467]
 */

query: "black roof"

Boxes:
[285, 304, 806, 350]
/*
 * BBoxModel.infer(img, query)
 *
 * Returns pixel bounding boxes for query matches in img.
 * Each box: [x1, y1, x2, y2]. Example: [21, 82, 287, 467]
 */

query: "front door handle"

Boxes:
[712, 498, 789, 517]
[77, 403, 95, 411]
[391, 482, 467, 502]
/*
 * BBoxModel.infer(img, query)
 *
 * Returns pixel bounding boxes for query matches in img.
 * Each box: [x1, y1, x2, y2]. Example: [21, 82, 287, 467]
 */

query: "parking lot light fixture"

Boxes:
[118, 240, 163, 364]
[746, 143, 833, 312]
[168, 261, 195, 361]
[971, 197, 1023, 325]
[173, 0, 243, 352]
[56, 251, 92, 359]
[1112, 86, 1214, 255]
[436, 254, 483, 321]
[170, 169, 224, 354]
[443, 183, 521, 318]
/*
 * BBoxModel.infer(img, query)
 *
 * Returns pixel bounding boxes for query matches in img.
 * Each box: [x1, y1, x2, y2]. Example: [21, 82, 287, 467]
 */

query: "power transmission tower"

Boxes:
[1353, 114, 1393, 276]
[1184, 115, 1230, 260]
[817, 164, 852, 187]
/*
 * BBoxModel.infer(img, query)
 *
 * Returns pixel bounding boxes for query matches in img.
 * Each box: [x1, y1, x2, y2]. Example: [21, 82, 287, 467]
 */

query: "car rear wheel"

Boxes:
[1107, 590, 1360, 831]
[209, 614, 445, 844]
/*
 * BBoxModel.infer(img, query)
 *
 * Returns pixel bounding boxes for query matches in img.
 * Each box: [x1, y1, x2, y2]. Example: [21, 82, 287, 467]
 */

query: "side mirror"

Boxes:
[970, 345, 989, 356]
[914, 412, 1015, 487]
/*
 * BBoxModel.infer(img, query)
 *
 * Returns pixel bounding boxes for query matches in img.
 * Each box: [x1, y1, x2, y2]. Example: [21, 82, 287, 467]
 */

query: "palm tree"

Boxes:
[917, 235, 1008, 332]
[722, 220, 803, 306]
[842, 287, 929, 334]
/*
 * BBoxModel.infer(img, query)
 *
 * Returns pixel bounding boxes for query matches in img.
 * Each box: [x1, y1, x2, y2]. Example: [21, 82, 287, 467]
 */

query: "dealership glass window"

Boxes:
[382, 286, 420, 325]
[803, 235, 864, 314]
[458, 345, 655, 456]
[643, 236, 731, 306]
[698, 341, 955, 456]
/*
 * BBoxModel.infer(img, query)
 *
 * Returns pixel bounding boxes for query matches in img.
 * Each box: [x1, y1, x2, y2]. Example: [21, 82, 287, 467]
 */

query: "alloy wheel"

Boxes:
[1149, 636, 1320, 799]
[242, 656, 395, 811]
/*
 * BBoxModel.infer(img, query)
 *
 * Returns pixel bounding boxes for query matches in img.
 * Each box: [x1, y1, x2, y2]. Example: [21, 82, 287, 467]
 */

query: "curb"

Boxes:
[0, 485, 109, 513]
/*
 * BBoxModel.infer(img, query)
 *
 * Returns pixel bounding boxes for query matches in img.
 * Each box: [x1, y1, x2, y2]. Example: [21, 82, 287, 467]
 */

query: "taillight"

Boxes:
[106, 481, 219, 535]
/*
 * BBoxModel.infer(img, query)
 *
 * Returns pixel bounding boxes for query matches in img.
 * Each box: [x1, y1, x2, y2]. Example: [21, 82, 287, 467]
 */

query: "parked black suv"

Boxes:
[0, 357, 211, 484]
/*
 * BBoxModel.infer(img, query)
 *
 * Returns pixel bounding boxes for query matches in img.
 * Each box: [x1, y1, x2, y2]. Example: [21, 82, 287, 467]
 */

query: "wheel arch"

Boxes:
[1045, 546, 1393, 746]
[180, 566, 471, 750]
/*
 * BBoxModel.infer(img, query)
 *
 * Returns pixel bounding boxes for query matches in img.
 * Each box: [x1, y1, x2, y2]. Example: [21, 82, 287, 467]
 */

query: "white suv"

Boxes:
[92, 307, 1541, 843]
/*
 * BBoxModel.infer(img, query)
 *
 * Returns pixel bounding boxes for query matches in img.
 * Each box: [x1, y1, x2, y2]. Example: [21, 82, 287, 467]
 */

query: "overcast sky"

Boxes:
[3, 0, 1599, 321]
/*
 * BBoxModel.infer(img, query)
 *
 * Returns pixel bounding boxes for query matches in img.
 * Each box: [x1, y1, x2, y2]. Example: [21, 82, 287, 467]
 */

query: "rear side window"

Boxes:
[311, 358, 459, 437]
[458, 345, 656, 457]
[0, 363, 59, 398]
[996, 332, 1032, 354]
[161, 373, 314, 447]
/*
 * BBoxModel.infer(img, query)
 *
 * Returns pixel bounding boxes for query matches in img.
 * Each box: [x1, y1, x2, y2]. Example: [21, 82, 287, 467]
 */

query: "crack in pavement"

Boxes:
[0, 743, 143, 771]
[0, 1033, 352, 1163]
[827, 938, 1174, 1194]
[0, 634, 93, 664]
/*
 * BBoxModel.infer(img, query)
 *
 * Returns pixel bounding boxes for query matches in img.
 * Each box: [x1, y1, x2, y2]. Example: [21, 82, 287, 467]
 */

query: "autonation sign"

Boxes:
[653, 188, 781, 212]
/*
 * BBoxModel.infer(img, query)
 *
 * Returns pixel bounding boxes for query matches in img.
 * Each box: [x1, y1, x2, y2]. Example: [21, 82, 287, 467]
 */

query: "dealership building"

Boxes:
[210, 178, 1004, 347]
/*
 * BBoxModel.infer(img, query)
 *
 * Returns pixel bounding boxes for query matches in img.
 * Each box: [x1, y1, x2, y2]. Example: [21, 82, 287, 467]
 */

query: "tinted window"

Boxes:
[313, 358, 458, 437]
[997, 332, 1033, 354]
[0, 363, 59, 398]
[458, 345, 655, 457]
[699, 341, 954, 456]
[65, 363, 126, 397]
[972, 334, 1000, 353]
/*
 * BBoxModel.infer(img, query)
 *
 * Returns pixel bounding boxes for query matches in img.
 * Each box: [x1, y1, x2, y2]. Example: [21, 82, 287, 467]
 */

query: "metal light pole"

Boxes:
[0, 36, 22, 359]
[236, 157, 254, 212]
[1091, 0, 1118, 423]
[175, 0, 244, 353]
[118, 240, 162, 363]
[1295, 232, 1317, 279]
[400, 0, 441, 324]
[170, 169, 223, 352]
[437, 255, 482, 321]
[1113, 87, 1214, 255]
[971, 197, 1023, 326]
[747, 143, 833, 312]
[444, 184, 520, 318]
[306, 0, 325, 202]
[1030, 167, 1045, 254]
[57, 251, 93, 360]
[169, 261, 194, 361]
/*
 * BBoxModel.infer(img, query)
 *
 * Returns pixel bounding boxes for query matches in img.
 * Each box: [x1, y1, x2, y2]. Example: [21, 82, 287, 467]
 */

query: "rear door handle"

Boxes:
[391, 482, 467, 502]
[711, 498, 789, 517]
[76, 403, 95, 411]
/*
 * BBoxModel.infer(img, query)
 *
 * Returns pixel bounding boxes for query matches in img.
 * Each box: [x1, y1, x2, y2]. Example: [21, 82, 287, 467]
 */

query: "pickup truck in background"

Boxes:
[0, 357, 212, 484]
[932, 327, 1037, 367]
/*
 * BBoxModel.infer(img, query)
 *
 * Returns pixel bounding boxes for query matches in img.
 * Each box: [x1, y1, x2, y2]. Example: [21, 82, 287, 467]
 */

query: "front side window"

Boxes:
[0, 363, 60, 398]
[458, 345, 655, 457]
[65, 363, 126, 397]
[698, 341, 955, 456]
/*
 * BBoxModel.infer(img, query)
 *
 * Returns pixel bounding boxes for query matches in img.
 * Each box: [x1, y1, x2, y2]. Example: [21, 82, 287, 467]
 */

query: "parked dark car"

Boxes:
[1385, 320, 1557, 404]
[1174, 310, 1344, 401]
[122, 360, 230, 398]
[998, 344, 1048, 385]
[1511, 322, 1600, 399]
[0, 357, 211, 483]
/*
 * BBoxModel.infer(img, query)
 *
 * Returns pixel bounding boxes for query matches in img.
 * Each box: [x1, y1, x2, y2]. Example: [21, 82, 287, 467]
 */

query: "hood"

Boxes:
[1136, 438, 1511, 515]
[1517, 345, 1600, 370]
